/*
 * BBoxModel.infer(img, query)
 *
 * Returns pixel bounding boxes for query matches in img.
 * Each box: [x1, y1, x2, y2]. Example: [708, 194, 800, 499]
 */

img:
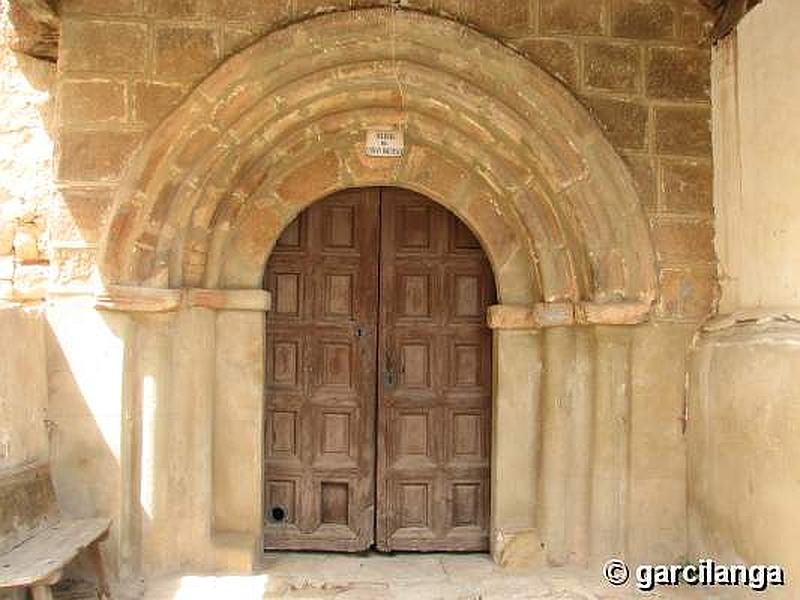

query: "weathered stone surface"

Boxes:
[651, 218, 716, 263]
[293, 0, 350, 17]
[622, 152, 657, 212]
[5, 0, 58, 60]
[50, 246, 97, 286]
[462, 0, 530, 38]
[488, 304, 539, 329]
[11, 222, 40, 262]
[50, 189, 112, 244]
[60, 20, 147, 73]
[678, 4, 714, 44]
[541, 0, 607, 35]
[154, 25, 219, 81]
[581, 95, 648, 150]
[276, 151, 341, 205]
[0, 307, 48, 470]
[542, 0, 608, 35]
[658, 267, 717, 319]
[0, 218, 14, 255]
[59, 79, 126, 124]
[689, 321, 800, 597]
[583, 41, 642, 92]
[221, 26, 270, 57]
[516, 37, 578, 87]
[206, 0, 291, 23]
[57, 130, 142, 182]
[611, 0, 676, 40]
[646, 46, 710, 100]
[463, 194, 518, 268]
[94, 285, 181, 312]
[174, 126, 220, 170]
[132, 81, 186, 128]
[60, 0, 139, 16]
[11, 263, 47, 299]
[660, 159, 713, 214]
[142, 0, 203, 18]
[654, 105, 712, 156]
[187, 288, 272, 312]
[582, 301, 651, 324]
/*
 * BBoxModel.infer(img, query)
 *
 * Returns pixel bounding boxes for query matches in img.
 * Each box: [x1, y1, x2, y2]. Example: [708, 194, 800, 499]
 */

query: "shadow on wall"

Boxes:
[44, 302, 220, 579]
[44, 305, 128, 573]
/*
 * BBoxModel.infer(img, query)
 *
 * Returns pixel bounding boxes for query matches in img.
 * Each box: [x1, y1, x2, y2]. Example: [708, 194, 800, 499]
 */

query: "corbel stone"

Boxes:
[10, 0, 60, 61]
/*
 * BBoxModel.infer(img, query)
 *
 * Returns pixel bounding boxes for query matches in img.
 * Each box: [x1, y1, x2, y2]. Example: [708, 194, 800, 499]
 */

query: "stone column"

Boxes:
[94, 286, 270, 575]
[537, 326, 595, 566]
[118, 313, 139, 578]
[133, 312, 176, 573]
[564, 327, 595, 566]
[537, 326, 573, 565]
[490, 327, 542, 565]
[589, 325, 633, 562]
[169, 306, 216, 567]
[486, 302, 648, 567]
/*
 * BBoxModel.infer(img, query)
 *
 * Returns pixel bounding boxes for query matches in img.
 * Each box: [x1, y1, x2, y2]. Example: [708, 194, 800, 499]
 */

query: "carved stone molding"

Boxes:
[186, 288, 272, 312]
[94, 286, 272, 313]
[487, 301, 651, 330]
[702, 308, 800, 333]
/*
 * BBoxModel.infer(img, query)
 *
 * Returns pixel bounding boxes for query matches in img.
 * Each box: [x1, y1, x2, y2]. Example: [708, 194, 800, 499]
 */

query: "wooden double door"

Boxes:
[263, 187, 495, 552]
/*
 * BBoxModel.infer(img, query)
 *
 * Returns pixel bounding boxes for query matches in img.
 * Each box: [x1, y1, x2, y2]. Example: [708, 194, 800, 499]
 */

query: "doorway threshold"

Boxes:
[115, 552, 719, 599]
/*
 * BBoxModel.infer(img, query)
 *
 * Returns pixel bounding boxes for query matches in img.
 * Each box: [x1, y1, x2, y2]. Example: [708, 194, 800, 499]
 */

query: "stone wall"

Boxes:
[689, 322, 800, 598]
[712, 0, 800, 311]
[0, 306, 48, 472]
[0, 0, 51, 483]
[52, 0, 717, 321]
[0, 0, 54, 303]
[689, 0, 800, 595]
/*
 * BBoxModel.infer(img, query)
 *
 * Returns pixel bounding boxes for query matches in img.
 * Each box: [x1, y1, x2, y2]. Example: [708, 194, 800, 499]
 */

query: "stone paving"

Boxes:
[109, 553, 731, 599]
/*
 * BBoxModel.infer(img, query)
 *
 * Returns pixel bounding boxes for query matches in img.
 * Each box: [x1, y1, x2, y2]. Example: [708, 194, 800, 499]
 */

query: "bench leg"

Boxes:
[87, 540, 111, 599]
[30, 585, 54, 600]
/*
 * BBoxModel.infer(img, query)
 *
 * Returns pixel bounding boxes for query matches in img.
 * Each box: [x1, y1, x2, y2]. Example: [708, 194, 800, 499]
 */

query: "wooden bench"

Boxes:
[0, 463, 111, 600]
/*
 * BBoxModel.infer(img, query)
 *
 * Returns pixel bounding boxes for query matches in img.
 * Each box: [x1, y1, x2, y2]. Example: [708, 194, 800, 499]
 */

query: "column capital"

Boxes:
[487, 301, 651, 330]
[94, 286, 272, 313]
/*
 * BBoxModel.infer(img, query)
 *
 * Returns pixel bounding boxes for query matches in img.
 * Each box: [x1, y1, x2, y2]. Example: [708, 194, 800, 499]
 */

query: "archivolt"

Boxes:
[100, 8, 657, 306]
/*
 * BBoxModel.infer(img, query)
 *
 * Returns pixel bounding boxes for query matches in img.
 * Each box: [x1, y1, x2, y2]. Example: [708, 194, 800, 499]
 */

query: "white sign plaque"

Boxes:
[365, 129, 404, 157]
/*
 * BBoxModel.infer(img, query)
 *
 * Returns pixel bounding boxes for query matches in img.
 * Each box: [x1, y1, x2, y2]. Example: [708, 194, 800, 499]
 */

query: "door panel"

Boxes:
[264, 187, 494, 552]
[263, 189, 379, 551]
[376, 188, 495, 551]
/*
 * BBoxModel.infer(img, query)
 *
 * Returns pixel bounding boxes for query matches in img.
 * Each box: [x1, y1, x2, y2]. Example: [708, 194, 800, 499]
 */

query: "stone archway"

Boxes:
[100, 9, 655, 306]
[94, 8, 659, 572]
